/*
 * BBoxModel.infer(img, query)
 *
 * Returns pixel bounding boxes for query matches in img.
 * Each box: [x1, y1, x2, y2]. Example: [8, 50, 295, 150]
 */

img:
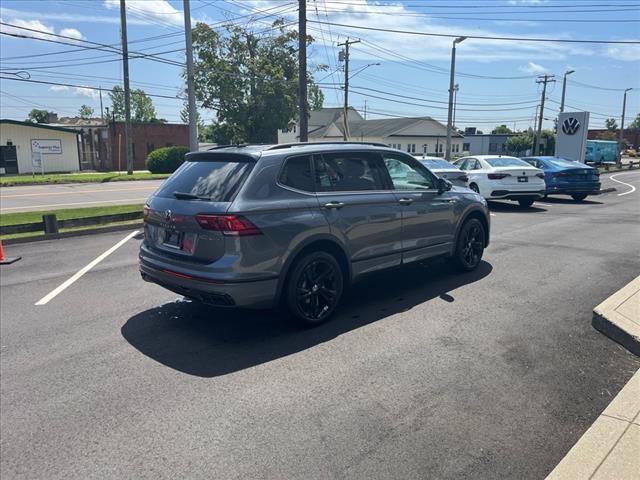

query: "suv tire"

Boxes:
[571, 193, 588, 202]
[518, 199, 534, 208]
[449, 218, 485, 272]
[286, 251, 344, 326]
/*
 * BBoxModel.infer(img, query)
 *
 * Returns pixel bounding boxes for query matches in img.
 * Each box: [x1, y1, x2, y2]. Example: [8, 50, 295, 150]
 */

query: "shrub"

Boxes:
[146, 146, 189, 173]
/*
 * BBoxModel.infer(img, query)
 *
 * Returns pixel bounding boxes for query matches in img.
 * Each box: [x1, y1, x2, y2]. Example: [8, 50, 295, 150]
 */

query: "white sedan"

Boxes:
[453, 155, 546, 208]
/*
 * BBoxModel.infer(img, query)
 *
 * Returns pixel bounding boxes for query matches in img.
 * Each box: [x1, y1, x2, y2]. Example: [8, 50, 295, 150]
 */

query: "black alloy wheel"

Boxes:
[451, 218, 485, 272]
[287, 252, 343, 326]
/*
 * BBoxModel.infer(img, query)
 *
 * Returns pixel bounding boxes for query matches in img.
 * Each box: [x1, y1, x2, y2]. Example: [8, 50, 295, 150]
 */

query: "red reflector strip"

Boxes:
[160, 268, 224, 284]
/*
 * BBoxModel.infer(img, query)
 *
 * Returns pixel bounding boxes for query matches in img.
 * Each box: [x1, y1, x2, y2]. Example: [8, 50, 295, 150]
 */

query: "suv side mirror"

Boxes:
[437, 177, 452, 194]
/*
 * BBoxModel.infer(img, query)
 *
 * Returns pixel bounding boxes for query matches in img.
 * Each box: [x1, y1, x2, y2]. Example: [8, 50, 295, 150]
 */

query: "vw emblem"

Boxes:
[164, 210, 172, 222]
[562, 117, 580, 135]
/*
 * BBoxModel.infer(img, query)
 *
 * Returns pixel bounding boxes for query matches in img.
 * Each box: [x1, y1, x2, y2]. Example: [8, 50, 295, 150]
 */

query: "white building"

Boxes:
[0, 119, 81, 174]
[278, 107, 464, 156]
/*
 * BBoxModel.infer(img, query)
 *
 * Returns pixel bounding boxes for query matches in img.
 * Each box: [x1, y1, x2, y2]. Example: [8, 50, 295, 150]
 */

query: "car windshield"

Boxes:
[156, 160, 253, 201]
[485, 157, 528, 167]
[545, 157, 585, 168]
[423, 159, 456, 169]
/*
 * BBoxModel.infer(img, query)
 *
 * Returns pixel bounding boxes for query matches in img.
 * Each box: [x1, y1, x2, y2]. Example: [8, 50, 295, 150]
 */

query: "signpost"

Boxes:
[31, 152, 44, 176]
[555, 111, 590, 163]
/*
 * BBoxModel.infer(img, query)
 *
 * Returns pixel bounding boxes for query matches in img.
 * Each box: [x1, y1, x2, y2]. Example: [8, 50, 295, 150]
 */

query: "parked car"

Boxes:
[521, 156, 601, 201]
[453, 155, 546, 208]
[140, 143, 490, 325]
[413, 155, 470, 188]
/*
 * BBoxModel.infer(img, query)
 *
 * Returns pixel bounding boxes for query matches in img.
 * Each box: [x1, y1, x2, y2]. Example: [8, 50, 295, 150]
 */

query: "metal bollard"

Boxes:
[42, 214, 59, 234]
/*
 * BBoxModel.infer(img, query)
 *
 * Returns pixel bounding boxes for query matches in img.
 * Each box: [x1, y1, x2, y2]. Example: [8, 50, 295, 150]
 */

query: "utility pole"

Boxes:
[559, 69, 575, 113]
[183, 0, 198, 151]
[298, 0, 308, 142]
[619, 88, 632, 164]
[338, 38, 360, 141]
[364, 100, 368, 120]
[119, 0, 134, 175]
[446, 36, 466, 160]
[453, 83, 459, 130]
[533, 74, 555, 156]
[99, 85, 104, 122]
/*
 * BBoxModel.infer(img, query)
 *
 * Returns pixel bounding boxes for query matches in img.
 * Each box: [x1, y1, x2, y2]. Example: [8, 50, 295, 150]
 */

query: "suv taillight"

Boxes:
[554, 172, 569, 178]
[195, 214, 262, 236]
[488, 173, 510, 180]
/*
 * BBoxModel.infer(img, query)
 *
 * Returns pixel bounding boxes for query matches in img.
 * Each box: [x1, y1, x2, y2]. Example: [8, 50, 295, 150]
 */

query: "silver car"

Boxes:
[414, 155, 469, 188]
[140, 143, 490, 325]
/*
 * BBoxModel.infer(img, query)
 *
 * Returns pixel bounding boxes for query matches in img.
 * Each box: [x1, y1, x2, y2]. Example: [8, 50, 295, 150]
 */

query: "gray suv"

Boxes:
[139, 143, 490, 325]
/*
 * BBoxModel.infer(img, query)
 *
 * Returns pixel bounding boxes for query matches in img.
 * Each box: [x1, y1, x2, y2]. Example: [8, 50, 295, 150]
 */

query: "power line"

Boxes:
[307, 20, 640, 44]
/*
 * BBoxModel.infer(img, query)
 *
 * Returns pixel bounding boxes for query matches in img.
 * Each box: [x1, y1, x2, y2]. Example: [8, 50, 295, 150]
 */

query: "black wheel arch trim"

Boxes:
[453, 207, 490, 251]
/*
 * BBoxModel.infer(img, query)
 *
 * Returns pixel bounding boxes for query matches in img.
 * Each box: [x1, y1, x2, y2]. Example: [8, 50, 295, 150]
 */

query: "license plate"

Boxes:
[163, 229, 182, 248]
[518, 176, 528, 183]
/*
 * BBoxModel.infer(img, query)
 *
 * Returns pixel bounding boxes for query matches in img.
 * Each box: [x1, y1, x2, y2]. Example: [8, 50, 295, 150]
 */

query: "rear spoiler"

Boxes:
[185, 151, 260, 162]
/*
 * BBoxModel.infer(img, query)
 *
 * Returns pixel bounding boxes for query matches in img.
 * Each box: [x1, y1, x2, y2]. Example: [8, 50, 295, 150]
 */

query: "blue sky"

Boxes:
[1, 0, 639, 131]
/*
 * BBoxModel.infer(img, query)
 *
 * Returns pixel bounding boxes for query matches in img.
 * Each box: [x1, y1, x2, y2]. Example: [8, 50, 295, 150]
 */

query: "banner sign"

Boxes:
[31, 139, 62, 155]
[555, 112, 590, 163]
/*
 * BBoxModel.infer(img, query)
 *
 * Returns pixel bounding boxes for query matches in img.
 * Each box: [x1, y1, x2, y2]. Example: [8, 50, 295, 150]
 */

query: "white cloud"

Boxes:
[519, 62, 548, 74]
[59, 28, 84, 40]
[49, 85, 70, 92]
[103, 0, 183, 26]
[0, 6, 148, 25]
[75, 87, 100, 100]
[0, 18, 55, 39]
[604, 44, 640, 62]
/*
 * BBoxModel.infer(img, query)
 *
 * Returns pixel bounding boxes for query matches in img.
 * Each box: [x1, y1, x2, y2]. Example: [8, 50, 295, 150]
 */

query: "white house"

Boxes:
[0, 119, 81, 174]
[277, 107, 464, 156]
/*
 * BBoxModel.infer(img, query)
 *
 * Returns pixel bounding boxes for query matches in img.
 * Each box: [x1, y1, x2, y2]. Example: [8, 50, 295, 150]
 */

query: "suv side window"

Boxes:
[382, 153, 438, 190]
[314, 152, 388, 192]
[279, 155, 314, 192]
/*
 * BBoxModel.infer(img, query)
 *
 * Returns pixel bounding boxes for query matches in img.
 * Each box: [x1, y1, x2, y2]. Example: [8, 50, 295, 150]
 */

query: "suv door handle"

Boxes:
[323, 201, 345, 209]
[435, 198, 455, 203]
[398, 198, 414, 205]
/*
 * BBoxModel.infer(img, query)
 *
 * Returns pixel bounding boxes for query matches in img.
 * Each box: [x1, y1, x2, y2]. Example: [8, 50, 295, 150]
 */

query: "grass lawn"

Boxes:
[1, 219, 142, 240]
[0, 172, 169, 186]
[0, 203, 144, 227]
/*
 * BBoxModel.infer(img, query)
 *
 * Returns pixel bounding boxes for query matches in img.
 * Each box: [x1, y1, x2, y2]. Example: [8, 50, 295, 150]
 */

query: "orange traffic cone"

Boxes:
[0, 240, 21, 265]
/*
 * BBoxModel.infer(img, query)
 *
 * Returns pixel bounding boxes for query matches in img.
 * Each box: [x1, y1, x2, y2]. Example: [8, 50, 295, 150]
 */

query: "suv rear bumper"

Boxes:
[139, 257, 278, 309]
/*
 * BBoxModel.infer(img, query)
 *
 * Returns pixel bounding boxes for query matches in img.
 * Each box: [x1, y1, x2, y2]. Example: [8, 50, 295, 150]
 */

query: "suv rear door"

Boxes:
[313, 151, 403, 276]
[381, 152, 456, 262]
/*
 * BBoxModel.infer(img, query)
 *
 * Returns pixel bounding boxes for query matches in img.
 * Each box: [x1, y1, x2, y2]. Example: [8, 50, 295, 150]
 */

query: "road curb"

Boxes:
[596, 187, 617, 194]
[592, 276, 640, 357]
[3, 222, 143, 245]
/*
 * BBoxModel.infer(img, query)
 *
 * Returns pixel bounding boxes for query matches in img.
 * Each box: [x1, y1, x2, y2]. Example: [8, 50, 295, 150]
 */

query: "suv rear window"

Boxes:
[156, 160, 253, 201]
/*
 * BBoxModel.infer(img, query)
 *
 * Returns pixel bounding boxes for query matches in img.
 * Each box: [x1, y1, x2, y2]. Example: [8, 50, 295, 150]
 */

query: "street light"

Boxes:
[559, 69, 575, 113]
[446, 36, 466, 160]
[619, 88, 633, 163]
[349, 62, 381, 80]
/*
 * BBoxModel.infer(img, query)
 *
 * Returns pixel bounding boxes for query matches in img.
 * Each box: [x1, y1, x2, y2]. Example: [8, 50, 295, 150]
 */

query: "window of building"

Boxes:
[489, 143, 498, 153]
[406, 143, 416, 153]
[422, 144, 428, 153]
[437, 144, 443, 153]
[463, 143, 470, 151]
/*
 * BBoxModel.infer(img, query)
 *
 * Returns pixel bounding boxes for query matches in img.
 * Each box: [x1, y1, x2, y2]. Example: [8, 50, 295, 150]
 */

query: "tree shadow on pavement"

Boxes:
[121, 260, 492, 377]
[487, 201, 547, 213]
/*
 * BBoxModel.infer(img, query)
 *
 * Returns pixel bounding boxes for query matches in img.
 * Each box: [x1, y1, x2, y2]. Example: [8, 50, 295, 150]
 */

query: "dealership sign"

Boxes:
[31, 139, 62, 155]
[556, 112, 590, 163]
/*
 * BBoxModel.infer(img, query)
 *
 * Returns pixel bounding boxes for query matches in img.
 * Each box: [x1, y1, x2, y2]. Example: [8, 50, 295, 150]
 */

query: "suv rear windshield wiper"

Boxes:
[172, 191, 210, 200]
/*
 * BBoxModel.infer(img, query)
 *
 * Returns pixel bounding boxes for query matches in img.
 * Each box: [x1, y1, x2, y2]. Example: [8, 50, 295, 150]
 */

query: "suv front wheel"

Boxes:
[449, 218, 486, 272]
[286, 251, 344, 326]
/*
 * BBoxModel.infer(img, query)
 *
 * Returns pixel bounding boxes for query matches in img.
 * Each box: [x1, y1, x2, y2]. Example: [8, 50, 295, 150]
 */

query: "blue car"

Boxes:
[522, 156, 601, 201]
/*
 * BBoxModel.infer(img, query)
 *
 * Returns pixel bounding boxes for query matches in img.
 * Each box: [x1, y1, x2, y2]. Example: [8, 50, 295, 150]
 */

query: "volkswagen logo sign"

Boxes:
[562, 117, 581, 135]
[164, 210, 172, 222]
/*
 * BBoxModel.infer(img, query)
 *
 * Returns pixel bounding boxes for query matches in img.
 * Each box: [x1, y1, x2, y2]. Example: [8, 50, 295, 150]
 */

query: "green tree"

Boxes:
[78, 104, 94, 119]
[191, 19, 324, 144]
[506, 131, 534, 155]
[26, 108, 51, 123]
[492, 124, 512, 134]
[605, 118, 618, 131]
[109, 86, 158, 122]
[628, 113, 640, 129]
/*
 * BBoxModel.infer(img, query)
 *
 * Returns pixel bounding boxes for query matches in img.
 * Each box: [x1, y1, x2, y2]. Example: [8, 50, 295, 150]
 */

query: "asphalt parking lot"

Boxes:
[1, 171, 639, 479]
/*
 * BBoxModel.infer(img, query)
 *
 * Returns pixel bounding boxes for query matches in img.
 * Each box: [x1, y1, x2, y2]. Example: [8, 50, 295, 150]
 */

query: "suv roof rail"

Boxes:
[206, 143, 273, 150]
[265, 141, 390, 151]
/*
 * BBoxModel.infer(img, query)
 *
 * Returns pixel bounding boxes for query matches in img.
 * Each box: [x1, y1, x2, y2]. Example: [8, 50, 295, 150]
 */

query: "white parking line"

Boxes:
[536, 203, 553, 207]
[490, 213, 496, 217]
[609, 173, 637, 196]
[35, 230, 139, 306]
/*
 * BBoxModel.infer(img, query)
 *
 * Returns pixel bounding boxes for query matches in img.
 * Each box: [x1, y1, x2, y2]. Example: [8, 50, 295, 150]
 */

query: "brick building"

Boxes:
[588, 129, 640, 149]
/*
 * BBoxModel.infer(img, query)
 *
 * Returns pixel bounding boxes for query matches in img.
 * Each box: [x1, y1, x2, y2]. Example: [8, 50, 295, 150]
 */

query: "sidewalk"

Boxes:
[546, 278, 640, 479]
[546, 370, 639, 479]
